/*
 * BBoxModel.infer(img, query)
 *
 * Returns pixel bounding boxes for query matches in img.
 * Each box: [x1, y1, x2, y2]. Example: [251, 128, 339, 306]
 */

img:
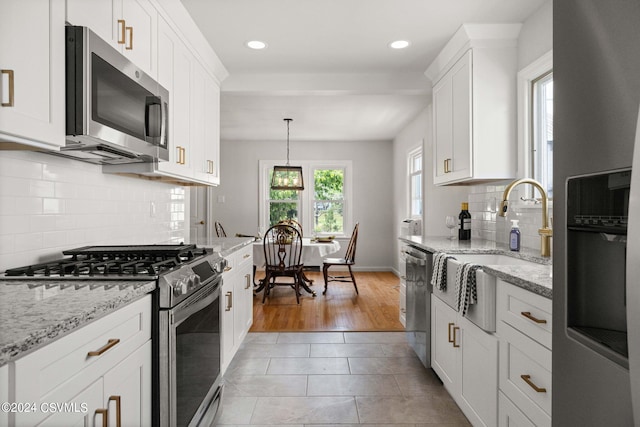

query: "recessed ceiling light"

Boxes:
[246, 40, 267, 50]
[389, 40, 410, 49]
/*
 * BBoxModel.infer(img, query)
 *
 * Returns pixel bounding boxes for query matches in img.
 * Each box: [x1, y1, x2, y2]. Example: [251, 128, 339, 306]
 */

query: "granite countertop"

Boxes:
[0, 279, 155, 367]
[399, 235, 552, 299]
[189, 236, 256, 257]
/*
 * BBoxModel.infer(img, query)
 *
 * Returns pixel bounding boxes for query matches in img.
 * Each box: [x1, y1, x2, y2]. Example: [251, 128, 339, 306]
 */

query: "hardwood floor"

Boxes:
[250, 271, 404, 332]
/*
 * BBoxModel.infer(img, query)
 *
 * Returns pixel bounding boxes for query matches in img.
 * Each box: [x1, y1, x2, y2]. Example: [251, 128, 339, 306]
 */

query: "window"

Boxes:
[518, 51, 553, 199]
[408, 148, 423, 218]
[532, 72, 553, 198]
[312, 167, 344, 234]
[259, 160, 352, 237]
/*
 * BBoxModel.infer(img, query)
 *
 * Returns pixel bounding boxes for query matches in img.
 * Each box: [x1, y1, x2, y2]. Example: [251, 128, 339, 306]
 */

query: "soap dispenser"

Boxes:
[509, 220, 521, 251]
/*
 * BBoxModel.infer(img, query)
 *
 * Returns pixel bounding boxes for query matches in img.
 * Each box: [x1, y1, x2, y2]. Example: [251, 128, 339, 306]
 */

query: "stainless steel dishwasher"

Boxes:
[404, 245, 433, 368]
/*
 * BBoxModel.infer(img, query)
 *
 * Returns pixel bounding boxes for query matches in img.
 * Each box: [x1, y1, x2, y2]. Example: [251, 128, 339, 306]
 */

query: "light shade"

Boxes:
[270, 165, 304, 190]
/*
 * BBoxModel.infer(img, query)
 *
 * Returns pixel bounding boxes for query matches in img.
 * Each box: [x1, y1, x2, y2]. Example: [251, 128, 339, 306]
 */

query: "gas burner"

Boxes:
[4, 244, 210, 279]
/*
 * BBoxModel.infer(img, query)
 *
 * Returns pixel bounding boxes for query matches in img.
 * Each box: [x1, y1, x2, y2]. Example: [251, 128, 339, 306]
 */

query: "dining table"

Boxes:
[253, 237, 341, 296]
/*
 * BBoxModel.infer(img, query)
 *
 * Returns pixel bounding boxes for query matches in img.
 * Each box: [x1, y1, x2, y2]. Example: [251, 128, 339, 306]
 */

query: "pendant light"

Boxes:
[270, 118, 304, 191]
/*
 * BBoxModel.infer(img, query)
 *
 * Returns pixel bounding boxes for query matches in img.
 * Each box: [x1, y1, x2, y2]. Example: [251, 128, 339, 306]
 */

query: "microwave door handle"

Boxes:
[145, 96, 162, 145]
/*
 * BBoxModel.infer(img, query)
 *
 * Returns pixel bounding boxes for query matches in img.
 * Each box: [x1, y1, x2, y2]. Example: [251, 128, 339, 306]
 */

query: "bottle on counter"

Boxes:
[458, 202, 471, 240]
[509, 220, 521, 251]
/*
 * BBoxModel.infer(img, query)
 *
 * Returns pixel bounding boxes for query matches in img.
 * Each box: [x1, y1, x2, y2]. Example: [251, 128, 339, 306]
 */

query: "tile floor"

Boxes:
[217, 331, 471, 426]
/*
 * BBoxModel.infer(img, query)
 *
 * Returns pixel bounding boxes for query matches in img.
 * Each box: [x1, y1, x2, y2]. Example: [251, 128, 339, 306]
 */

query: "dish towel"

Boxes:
[455, 262, 482, 316]
[430, 252, 456, 291]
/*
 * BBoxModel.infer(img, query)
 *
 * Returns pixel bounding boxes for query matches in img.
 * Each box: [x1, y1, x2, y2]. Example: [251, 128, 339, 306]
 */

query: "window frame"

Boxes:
[408, 146, 423, 219]
[259, 160, 352, 238]
[517, 50, 553, 200]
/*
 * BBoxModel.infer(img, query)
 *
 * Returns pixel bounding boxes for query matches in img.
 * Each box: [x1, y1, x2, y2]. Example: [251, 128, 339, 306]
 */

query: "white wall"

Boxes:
[517, 0, 553, 70]
[0, 151, 188, 270]
[211, 139, 395, 270]
[391, 105, 468, 272]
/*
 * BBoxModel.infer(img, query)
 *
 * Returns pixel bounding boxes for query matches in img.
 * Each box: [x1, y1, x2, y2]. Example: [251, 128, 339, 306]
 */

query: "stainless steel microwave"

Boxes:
[62, 26, 169, 164]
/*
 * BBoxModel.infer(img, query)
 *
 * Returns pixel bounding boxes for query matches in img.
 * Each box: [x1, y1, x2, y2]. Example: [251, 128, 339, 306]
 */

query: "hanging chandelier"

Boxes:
[270, 118, 304, 191]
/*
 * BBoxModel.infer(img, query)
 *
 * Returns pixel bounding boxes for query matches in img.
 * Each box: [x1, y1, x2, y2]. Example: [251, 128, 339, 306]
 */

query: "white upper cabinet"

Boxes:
[426, 24, 521, 185]
[0, 0, 65, 149]
[66, 0, 157, 78]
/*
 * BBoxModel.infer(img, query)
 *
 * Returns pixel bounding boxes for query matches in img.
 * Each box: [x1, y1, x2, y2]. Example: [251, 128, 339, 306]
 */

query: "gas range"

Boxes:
[2, 244, 226, 308]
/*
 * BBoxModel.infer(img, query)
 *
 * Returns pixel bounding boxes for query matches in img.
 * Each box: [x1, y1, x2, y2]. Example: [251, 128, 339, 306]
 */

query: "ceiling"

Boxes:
[181, 0, 548, 142]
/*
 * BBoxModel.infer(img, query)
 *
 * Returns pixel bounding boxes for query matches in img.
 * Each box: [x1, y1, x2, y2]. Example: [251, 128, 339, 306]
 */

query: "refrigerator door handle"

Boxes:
[626, 103, 640, 424]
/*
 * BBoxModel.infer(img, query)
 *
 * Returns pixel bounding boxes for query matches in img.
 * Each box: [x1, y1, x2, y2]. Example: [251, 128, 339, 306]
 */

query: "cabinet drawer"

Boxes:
[236, 244, 253, 269]
[497, 280, 552, 349]
[499, 391, 537, 427]
[225, 244, 253, 275]
[13, 295, 151, 424]
[498, 322, 551, 427]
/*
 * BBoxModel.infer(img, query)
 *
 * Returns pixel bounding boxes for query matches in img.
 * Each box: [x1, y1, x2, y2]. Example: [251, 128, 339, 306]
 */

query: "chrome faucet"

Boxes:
[499, 178, 553, 257]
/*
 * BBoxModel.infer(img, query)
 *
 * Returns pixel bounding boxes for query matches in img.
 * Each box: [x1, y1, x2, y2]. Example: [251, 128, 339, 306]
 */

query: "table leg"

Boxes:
[298, 271, 316, 297]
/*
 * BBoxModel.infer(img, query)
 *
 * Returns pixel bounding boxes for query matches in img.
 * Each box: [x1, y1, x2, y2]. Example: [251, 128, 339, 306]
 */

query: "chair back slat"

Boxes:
[214, 221, 227, 237]
[344, 223, 359, 262]
[263, 224, 303, 272]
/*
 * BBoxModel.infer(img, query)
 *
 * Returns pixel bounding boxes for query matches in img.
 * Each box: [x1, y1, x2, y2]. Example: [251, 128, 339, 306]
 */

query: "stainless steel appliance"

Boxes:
[3, 244, 226, 427]
[404, 245, 432, 368]
[62, 26, 169, 164]
[554, 0, 640, 424]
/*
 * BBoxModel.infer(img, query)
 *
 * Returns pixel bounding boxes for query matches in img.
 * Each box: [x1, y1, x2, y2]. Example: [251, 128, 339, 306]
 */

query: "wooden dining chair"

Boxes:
[214, 221, 227, 237]
[262, 224, 305, 304]
[322, 223, 359, 295]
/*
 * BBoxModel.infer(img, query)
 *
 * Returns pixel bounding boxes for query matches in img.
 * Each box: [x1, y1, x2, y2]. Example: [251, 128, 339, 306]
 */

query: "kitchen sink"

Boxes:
[434, 253, 543, 332]
[444, 253, 542, 267]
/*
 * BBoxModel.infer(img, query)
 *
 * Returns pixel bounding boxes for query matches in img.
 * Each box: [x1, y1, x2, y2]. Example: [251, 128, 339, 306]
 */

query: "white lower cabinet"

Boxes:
[498, 391, 536, 427]
[431, 295, 498, 427]
[497, 279, 552, 427]
[221, 245, 254, 373]
[10, 295, 151, 427]
[0, 364, 8, 426]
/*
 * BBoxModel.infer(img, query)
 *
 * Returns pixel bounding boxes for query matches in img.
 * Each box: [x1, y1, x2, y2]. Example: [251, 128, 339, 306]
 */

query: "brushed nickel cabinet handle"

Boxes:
[448, 322, 455, 343]
[243, 254, 250, 259]
[443, 159, 448, 173]
[224, 266, 232, 272]
[521, 311, 547, 324]
[452, 326, 460, 347]
[1, 69, 14, 107]
[225, 291, 232, 311]
[95, 408, 108, 426]
[125, 26, 133, 50]
[245, 273, 251, 289]
[109, 395, 122, 427]
[521, 374, 547, 393]
[87, 338, 120, 357]
[117, 19, 126, 44]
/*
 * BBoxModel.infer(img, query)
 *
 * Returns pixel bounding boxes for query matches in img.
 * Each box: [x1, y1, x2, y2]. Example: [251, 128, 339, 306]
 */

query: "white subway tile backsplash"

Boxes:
[467, 180, 548, 251]
[0, 156, 43, 179]
[0, 151, 188, 270]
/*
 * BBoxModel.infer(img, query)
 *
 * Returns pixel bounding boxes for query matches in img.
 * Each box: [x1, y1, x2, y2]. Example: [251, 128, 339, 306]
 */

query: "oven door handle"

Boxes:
[172, 279, 220, 326]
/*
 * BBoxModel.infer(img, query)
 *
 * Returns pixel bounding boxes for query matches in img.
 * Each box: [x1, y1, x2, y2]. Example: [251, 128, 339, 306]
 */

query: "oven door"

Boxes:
[159, 278, 222, 427]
